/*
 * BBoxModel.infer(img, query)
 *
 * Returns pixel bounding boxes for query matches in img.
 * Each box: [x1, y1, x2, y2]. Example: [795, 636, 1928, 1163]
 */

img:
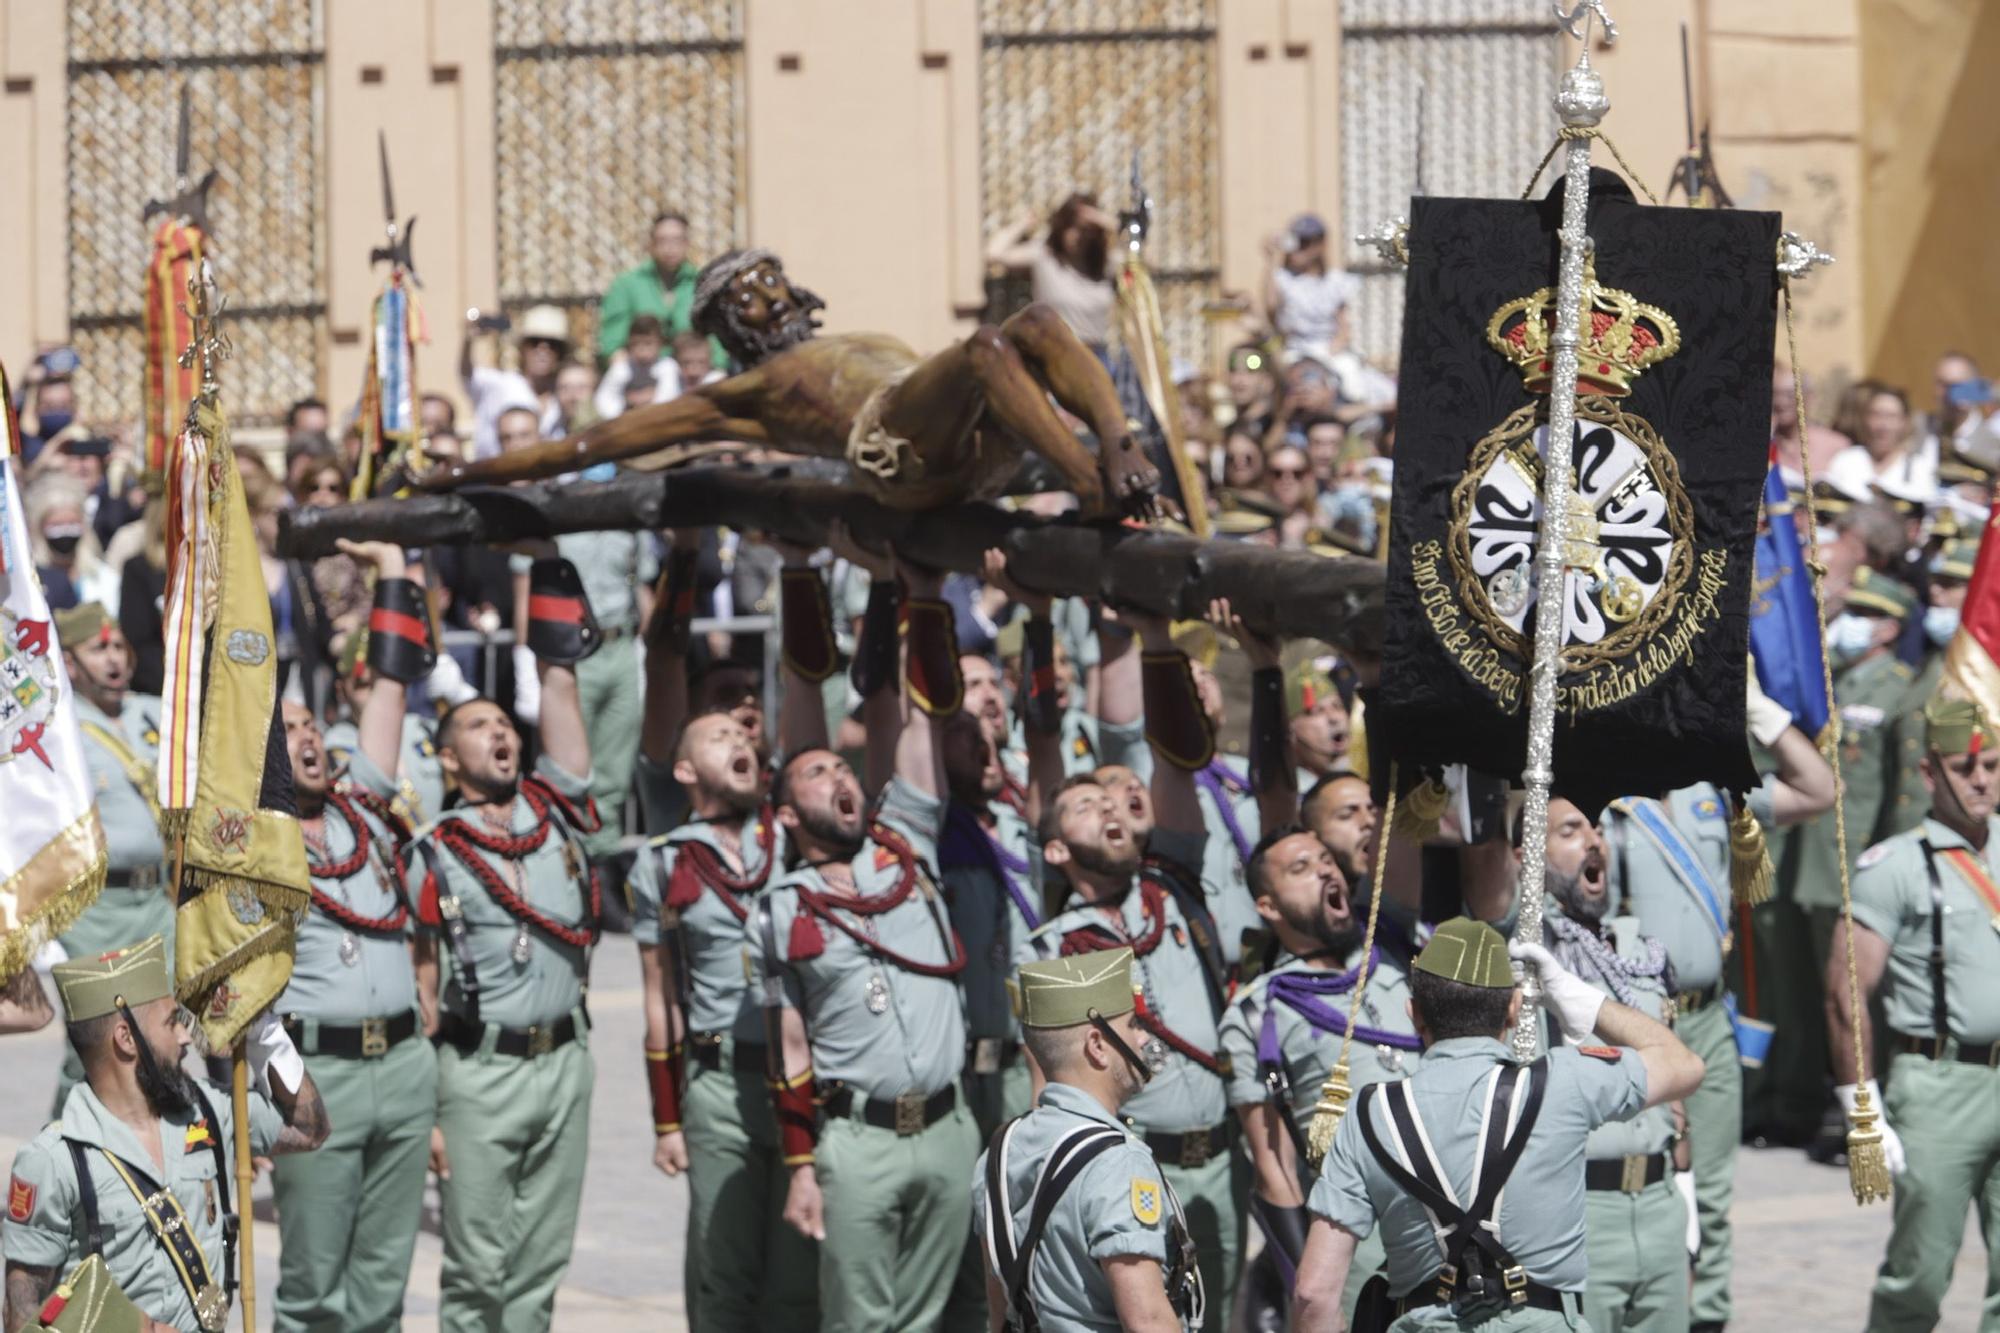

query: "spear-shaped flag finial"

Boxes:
[370, 131, 421, 283]
[143, 84, 217, 235]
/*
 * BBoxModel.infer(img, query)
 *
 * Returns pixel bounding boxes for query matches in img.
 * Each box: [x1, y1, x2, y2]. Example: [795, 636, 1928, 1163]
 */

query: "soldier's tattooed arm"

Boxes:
[4, 1261, 58, 1333]
[269, 1064, 332, 1155]
[0, 965, 53, 1035]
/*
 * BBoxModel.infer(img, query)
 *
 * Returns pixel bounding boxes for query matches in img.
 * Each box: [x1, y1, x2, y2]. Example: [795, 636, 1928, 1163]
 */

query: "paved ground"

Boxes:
[5, 942, 1985, 1330]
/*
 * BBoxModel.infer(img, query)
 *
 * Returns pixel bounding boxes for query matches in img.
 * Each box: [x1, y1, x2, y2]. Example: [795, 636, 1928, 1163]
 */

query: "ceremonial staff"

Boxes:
[1510, 0, 1619, 1060]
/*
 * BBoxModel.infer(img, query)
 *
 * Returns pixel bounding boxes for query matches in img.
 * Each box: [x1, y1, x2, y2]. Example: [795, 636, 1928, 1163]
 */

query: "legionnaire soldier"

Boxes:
[49, 606, 170, 1109]
[406, 556, 600, 1333]
[1828, 696, 2000, 1329]
[269, 542, 439, 1333]
[1291, 918, 1706, 1332]
[2, 937, 332, 1332]
[1023, 608, 1244, 1332]
[1219, 826, 1420, 1320]
[748, 560, 981, 1333]
[973, 948, 1205, 1332]
[1601, 671, 1836, 1333]
[321, 625, 446, 828]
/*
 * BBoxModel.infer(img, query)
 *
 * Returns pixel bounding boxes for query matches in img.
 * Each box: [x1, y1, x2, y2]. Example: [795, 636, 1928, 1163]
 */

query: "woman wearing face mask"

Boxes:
[26, 471, 118, 613]
[1921, 538, 1975, 652]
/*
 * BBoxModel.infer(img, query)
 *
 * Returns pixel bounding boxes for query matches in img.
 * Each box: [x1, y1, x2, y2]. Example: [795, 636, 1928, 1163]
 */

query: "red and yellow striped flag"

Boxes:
[143, 220, 205, 479]
[1945, 500, 2000, 725]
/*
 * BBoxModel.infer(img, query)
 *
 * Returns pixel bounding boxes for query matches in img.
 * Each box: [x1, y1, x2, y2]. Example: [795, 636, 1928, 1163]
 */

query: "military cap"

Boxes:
[53, 602, 115, 652]
[1872, 474, 1933, 517]
[1938, 449, 1994, 489]
[32, 1256, 144, 1333]
[1931, 537, 1978, 583]
[993, 617, 1026, 662]
[1845, 566, 1917, 620]
[1287, 659, 1337, 715]
[1413, 917, 1514, 990]
[1925, 696, 1998, 756]
[1008, 947, 1137, 1028]
[52, 936, 171, 1023]
[1806, 477, 1861, 521]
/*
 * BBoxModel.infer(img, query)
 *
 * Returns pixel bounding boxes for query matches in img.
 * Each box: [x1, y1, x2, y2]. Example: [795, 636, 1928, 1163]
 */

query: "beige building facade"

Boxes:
[0, 0, 1989, 432]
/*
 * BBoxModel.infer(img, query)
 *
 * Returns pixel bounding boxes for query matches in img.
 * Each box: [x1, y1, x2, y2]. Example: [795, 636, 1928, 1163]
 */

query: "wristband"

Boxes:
[849, 578, 900, 699]
[1018, 615, 1061, 736]
[366, 576, 436, 684]
[904, 598, 965, 717]
[1141, 650, 1216, 770]
[771, 1066, 819, 1165]
[525, 557, 602, 664]
[1246, 665, 1287, 794]
[646, 1043, 685, 1134]
[779, 566, 838, 683]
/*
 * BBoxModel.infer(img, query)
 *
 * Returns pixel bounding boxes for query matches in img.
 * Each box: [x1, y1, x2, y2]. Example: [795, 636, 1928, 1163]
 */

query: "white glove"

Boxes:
[1835, 1080, 1907, 1176]
[1745, 661, 1794, 748]
[426, 652, 480, 708]
[1507, 939, 1605, 1044]
[511, 644, 542, 726]
[1674, 1171, 1699, 1258]
[244, 1009, 305, 1099]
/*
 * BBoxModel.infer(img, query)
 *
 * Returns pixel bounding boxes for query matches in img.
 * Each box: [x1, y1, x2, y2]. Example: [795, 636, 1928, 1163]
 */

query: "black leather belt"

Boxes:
[1584, 1151, 1669, 1193]
[1895, 1031, 2000, 1066]
[283, 1011, 418, 1059]
[435, 1009, 589, 1058]
[1141, 1120, 1232, 1170]
[690, 1033, 767, 1074]
[105, 866, 163, 891]
[822, 1083, 957, 1135]
[1674, 982, 1723, 1013]
[1396, 1279, 1569, 1316]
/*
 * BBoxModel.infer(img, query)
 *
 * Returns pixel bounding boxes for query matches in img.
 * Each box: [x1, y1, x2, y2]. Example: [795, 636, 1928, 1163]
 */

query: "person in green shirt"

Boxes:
[599, 211, 708, 362]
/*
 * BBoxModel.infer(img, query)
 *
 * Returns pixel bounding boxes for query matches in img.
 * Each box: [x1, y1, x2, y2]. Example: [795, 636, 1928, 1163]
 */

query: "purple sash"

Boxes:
[1257, 952, 1423, 1067]
[940, 800, 1041, 930]
[1195, 758, 1254, 863]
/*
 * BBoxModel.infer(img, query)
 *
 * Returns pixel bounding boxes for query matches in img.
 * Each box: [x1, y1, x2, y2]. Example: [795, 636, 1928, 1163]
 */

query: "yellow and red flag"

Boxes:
[0, 364, 108, 982]
[157, 385, 309, 1048]
[143, 220, 205, 480]
[1945, 504, 2000, 725]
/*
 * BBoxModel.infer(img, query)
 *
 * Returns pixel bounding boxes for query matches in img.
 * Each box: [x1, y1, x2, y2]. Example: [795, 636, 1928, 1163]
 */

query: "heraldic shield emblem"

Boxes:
[1374, 169, 1778, 814]
[0, 608, 61, 771]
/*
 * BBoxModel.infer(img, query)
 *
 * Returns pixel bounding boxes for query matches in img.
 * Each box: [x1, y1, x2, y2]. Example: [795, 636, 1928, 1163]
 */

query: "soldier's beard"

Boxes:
[795, 805, 865, 861]
[134, 1034, 196, 1119]
[1548, 863, 1608, 925]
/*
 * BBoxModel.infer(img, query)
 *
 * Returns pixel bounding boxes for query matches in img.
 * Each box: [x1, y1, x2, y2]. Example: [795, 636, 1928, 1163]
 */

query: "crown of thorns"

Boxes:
[692, 248, 781, 327]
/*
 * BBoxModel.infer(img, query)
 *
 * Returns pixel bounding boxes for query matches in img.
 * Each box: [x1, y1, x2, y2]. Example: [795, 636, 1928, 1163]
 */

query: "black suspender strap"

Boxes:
[417, 836, 481, 1026]
[62, 1139, 230, 1331]
[186, 1083, 236, 1300]
[64, 1141, 102, 1261]
[1920, 840, 1950, 1043]
[1142, 859, 1229, 1016]
[654, 842, 694, 1015]
[985, 1119, 1131, 1332]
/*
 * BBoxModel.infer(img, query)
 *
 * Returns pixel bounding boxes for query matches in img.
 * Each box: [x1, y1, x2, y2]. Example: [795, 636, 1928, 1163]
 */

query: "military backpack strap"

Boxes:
[62, 1140, 103, 1261]
[997, 1122, 1131, 1331]
[186, 1083, 236, 1299]
[1920, 840, 1950, 1041]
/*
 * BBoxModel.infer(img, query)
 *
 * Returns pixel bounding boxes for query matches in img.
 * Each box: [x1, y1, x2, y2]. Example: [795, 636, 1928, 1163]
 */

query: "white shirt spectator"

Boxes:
[593, 356, 684, 422]
[1271, 266, 1360, 361]
[466, 366, 561, 459]
[1825, 442, 1936, 504]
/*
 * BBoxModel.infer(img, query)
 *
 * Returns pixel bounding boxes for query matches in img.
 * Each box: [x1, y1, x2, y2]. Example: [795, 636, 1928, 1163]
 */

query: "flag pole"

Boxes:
[1510, 2, 1618, 1061]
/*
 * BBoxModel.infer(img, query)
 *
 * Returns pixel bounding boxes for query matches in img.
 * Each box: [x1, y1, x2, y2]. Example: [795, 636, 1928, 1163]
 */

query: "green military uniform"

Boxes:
[626, 811, 816, 1331]
[973, 949, 1203, 1333]
[57, 690, 170, 1112]
[1218, 946, 1419, 1320]
[1606, 782, 1777, 1328]
[1311, 919, 1651, 1331]
[270, 749, 437, 1332]
[324, 711, 445, 828]
[749, 778, 980, 1333]
[1192, 756, 1262, 967]
[1849, 797, 2000, 1329]
[940, 796, 1038, 1139]
[514, 529, 655, 859]
[1023, 829, 1244, 1333]
[408, 755, 597, 1333]
[1756, 609, 1921, 1141]
[4, 938, 284, 1333]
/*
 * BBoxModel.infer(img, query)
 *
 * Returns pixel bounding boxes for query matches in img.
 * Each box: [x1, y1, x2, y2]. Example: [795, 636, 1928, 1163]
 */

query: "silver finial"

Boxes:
[1776, 231, 1835, 279]
[1555, 0, 1618, 48]
[1356, 216, 1410, 268]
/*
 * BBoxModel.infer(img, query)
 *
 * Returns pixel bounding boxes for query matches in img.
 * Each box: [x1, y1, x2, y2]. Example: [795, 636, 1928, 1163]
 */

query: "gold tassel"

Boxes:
[1392, 777, 1449, 844]
[1845, 1083, 1893, 1205]
[1303, 1060, 1354, 1168]
[1729, 804, 1774, 906]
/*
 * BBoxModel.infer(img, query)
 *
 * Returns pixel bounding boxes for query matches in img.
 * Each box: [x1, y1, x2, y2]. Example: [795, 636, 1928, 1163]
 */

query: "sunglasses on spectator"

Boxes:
[1269, 465, 1309, 479]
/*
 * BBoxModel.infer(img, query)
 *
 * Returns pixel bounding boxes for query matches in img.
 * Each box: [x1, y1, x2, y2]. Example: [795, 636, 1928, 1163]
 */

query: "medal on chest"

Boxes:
[864, 970, 891, 1015]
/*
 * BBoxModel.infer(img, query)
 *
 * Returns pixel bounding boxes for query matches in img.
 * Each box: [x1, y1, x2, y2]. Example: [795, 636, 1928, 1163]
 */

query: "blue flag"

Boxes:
[1749, 458, 1832, 742]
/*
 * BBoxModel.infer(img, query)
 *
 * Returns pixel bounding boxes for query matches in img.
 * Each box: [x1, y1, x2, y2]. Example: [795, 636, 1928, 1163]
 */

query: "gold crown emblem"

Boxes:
[1485, 256, 1680, 396]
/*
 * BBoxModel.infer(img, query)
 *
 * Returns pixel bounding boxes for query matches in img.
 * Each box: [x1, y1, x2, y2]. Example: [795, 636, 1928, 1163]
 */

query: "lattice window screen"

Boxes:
[979, 0, 1218, 367]
[66, 1, 324, 428]
[493, 0, 745, 358]
[1341, 0, 1558, 367]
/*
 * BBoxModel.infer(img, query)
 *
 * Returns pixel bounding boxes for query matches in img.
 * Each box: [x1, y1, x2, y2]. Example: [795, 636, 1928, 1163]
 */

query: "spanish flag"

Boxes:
[0, 364, 108, 983]
[1945, 499, 2000, 727]
[157, 386, 309, 1049]
[143, 219, 204, 480]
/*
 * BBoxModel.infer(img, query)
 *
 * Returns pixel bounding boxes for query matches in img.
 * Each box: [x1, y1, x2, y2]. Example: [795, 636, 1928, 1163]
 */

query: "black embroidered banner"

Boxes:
[1372, 169, 1777, 815]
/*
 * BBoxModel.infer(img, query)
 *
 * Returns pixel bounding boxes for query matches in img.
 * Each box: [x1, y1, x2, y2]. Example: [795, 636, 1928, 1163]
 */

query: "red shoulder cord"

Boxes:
[663, 807, 778, 923]
[786, 821, 967, 977]
[1133, 989, 1227, 1076]
[1059, 878, 1170, 959]
[433, 778, 601, 949]
[305, 789, 410, 935]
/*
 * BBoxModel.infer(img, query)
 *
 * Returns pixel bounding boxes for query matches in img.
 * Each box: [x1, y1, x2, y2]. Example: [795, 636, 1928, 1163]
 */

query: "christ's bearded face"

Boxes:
[721, 260, 821, 364]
